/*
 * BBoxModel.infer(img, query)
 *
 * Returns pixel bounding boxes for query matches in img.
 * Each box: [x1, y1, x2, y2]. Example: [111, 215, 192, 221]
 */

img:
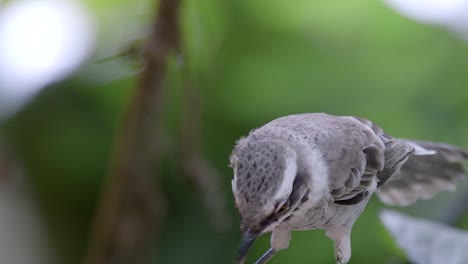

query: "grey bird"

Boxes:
[229, 113, 468, 264]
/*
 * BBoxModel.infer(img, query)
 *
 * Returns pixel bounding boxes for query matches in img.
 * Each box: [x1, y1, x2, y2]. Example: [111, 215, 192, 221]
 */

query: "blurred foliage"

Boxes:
[1, 0, 468, 263]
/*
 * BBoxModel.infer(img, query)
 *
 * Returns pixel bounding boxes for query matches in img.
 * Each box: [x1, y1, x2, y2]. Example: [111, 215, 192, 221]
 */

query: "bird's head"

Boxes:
[230, 139, 310, 262]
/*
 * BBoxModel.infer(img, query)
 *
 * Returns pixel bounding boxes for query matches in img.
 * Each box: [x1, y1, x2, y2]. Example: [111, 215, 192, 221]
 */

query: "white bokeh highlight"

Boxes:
[385, 0, 468, 38]
[380, 210, 468, 264]
[0, 0, 95, 120]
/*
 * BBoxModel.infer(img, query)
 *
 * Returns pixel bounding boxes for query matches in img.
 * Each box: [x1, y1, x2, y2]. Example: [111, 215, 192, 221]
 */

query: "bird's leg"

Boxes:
[254, 248, 276, 264]
[326, 228, 351, 264]
[255, 228, 291, 264]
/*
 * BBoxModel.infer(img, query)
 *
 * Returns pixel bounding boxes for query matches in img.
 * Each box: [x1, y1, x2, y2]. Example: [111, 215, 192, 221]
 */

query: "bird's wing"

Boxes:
[376, 140, 468, 206]
[324, 116, 392, 205]
[328, 116, 433, 206]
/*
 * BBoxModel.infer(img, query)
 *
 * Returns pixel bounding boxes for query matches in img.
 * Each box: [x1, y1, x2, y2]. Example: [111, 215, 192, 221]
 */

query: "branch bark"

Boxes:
[85, 1, 180, 263]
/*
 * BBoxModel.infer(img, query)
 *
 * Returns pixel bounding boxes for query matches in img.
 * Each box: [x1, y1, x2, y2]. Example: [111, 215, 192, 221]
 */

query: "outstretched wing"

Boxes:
[376, 140, 468, 206]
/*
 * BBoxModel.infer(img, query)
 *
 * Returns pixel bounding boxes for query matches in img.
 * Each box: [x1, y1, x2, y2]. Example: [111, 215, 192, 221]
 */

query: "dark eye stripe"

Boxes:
[260, 214, 276, 228]
[261, 201, 292, 228]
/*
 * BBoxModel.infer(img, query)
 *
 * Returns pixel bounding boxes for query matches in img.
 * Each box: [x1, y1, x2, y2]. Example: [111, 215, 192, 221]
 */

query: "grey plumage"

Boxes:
[230, 113, 467, 264]
[377, 140, 468, 206]
[233, 140, 292, 228]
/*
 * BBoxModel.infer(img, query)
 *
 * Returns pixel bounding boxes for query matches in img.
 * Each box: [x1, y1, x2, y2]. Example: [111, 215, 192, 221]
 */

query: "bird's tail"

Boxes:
[376, 139, 468, 206]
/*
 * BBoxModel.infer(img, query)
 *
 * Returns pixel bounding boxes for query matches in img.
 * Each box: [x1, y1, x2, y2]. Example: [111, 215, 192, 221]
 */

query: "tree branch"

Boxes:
[84, 0, 180, 263]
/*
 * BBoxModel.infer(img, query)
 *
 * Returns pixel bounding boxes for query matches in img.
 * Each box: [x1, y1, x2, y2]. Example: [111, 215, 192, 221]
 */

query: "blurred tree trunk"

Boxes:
[84, 0, 180, 263]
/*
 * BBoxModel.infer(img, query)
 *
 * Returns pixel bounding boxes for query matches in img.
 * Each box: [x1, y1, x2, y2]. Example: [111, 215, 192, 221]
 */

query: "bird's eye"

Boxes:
[279, 205, 287, 212]
[277, 201, 289, 213]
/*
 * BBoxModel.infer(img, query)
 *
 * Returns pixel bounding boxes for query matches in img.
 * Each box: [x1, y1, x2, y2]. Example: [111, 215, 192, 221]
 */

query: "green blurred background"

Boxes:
[1, 0, 468, 263]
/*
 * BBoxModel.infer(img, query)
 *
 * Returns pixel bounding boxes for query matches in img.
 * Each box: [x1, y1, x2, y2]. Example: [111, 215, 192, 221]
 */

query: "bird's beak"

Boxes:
[236, 229, 259, 263]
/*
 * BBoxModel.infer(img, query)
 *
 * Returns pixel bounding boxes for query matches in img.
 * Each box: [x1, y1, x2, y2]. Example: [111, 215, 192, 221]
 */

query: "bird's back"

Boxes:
[249, 113, 385, 196]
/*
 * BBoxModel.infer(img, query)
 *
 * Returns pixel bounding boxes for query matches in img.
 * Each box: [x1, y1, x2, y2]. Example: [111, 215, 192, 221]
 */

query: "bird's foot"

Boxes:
[335, 251, 346, 264]
[326, 228, 351, 264]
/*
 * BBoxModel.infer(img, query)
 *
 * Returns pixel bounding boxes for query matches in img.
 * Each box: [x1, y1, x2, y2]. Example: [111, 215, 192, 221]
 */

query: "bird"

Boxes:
[229, 113, 468, 264]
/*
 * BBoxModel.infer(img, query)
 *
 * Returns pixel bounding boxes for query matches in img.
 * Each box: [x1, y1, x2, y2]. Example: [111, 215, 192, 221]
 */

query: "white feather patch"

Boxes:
[306, 148, 329, 199]
[231, 165, 237, 195]
[231, 178, 237, 194]
[232, 169, 243, 206]
[273, 158, 297, 200]
[407, 141, 436, 156]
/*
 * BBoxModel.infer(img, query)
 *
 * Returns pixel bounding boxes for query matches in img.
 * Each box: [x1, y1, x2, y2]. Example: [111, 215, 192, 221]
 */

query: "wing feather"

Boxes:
[331, 117, 387, 204]
[376, 140, 468, 206]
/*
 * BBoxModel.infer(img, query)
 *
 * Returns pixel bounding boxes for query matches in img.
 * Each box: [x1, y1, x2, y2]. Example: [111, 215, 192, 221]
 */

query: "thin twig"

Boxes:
[84, 0, 180, 263]
[180, 78, 230, 231]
